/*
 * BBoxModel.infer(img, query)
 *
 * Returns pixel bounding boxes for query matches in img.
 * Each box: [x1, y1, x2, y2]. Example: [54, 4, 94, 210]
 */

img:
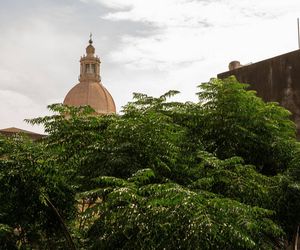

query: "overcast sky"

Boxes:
[1, 0, 300, 133]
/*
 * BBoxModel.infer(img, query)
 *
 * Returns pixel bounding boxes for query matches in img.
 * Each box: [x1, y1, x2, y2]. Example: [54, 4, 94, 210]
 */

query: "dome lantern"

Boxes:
[86, 33, 95, 56]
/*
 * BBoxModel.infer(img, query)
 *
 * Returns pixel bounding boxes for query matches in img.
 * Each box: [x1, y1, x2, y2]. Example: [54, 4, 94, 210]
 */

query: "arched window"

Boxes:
[91, 64, 96, 73]
[85, 64, 96, 74]
[85, 64, 90, 73]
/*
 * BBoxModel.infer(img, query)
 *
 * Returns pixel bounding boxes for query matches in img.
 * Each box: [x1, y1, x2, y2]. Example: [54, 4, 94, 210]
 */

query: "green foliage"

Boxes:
[187, 152, 300, 237]
[0, 135, 76, 248]
[29, 102, 184, 189]
[2, 76, 300, 249]
[85, 170, 283, 250]
[189, 152, 275, 207]
[197, 77, 297, 175]
[0, 224, 17, 249]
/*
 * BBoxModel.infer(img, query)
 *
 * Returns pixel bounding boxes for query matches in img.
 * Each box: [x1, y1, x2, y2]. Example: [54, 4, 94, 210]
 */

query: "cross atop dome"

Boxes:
[89, 33, 93, 45]
[86, 34, 95, 56]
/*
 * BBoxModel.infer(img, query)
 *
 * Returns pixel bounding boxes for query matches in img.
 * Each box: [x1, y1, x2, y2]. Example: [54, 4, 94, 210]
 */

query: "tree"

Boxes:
[3, 76, 300, 249]
[84, 168, 284, 249]
[72, 77, 300, 248]
[197, 77, 298, 175]
[0, 134, 76, 249]
[29, 101, 184, 189]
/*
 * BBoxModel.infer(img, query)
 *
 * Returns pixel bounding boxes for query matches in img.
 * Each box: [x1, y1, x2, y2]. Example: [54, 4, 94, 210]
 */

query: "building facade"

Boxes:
[218, 49, 300, 137]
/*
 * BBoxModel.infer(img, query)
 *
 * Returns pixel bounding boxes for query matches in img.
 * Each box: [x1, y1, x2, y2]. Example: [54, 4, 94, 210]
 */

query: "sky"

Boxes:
[1, 0, 300, 133]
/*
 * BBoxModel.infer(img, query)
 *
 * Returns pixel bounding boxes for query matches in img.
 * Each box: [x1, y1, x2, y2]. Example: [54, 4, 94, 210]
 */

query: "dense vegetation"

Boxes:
[1, 77, 300, 249]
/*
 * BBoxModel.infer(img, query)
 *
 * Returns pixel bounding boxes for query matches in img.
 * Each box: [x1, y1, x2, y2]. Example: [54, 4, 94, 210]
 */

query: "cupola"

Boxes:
[63, 35, 116, 114]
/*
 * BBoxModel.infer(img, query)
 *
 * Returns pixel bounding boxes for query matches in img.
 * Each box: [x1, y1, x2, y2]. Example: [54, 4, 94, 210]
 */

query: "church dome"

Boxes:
[63, 35, 116, 114]
[63, 82, 116, 114]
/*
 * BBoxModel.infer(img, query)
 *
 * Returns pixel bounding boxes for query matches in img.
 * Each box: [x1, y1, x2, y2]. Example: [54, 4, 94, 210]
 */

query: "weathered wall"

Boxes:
[218, 49, 300, 137]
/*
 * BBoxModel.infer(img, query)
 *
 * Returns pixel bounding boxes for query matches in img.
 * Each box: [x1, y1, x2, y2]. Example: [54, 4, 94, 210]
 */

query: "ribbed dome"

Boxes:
[63, 82, 116, 114]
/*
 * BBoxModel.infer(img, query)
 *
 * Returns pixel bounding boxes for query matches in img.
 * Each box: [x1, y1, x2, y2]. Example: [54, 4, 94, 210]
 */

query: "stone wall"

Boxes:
[218, 49, 300, 137]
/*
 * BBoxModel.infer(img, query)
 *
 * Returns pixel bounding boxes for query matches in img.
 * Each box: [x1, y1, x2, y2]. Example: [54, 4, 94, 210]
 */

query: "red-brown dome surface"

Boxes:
[63, 81, 116, 114]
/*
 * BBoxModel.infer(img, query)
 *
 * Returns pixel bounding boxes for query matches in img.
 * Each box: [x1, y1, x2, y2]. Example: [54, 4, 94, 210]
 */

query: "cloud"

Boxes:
[0, 90, 49, 133]
[95, 0, 300, 108]
[96, 0, 300, 71]
[99, 0, 292, 28]
[101, 0, 212, 28]
[90, 0, 136, 10]
[1, 0, 300, 133]
[108, 30, 206, 71]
